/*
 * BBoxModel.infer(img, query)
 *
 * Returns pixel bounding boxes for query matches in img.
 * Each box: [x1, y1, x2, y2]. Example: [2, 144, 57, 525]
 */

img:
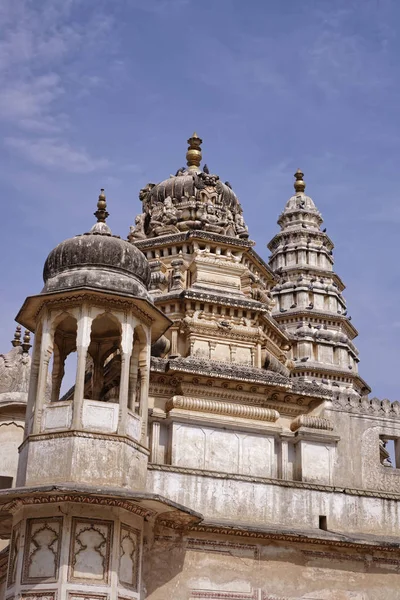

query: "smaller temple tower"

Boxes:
[0, 191, 199, 600]
[268, 170, 370, 398]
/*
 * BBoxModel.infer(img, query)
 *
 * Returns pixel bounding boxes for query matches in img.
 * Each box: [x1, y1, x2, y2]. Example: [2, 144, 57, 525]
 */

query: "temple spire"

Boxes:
[294, 169, 306, 194]
[186, 132, 202, 170]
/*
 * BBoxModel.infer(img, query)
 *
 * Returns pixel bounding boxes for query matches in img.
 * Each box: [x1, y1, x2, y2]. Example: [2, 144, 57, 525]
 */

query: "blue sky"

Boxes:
[1, 0, 399, 399]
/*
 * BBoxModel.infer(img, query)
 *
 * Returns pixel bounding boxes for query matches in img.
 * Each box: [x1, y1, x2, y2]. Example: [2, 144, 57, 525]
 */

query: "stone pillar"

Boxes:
[50, 342, 65, 403]
[32, 315, 52, 435]
[151, 420, 161, 463]
[72, 307, 93, 429]
[24, 328, 41, 436]
[118, 320, 134, 435]
[139, 329, 151, 446]
[128, 341, 140, 412]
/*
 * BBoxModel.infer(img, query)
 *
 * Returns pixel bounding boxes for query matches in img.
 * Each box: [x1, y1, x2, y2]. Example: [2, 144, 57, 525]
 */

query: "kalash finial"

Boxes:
[90, 188, 112, 235]
[186, 132, 203, 170]
[294, 169, 306, 194]
[11, 325, 22, 347]
[22, 330, 32, 353]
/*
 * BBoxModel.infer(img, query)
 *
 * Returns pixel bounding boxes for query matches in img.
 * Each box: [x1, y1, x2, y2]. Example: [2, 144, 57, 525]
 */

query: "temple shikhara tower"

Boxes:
[1, 135, 400, 600]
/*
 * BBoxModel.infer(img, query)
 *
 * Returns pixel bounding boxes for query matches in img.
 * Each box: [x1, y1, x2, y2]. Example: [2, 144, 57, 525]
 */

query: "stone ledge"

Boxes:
[148, 463, 400, 501]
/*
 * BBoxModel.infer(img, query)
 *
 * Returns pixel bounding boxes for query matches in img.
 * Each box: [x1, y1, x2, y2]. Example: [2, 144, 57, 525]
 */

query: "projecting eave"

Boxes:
[267, 230, 335, 252]
[15, 287, 172, 343]
[0, 483, 203, 540]
[133, 230, 255, 252]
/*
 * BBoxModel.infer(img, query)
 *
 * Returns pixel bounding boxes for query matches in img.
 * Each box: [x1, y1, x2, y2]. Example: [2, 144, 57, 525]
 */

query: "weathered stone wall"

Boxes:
[143, 530, 400, 600]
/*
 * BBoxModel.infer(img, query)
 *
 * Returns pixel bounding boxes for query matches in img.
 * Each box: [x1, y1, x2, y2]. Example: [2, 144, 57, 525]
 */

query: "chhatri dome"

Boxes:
[128, 133, 249, 240]
[43, 189, 151, 300]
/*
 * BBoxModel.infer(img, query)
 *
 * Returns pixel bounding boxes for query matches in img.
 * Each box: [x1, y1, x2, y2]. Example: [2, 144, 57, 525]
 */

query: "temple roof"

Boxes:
[128, 133, 249, 242]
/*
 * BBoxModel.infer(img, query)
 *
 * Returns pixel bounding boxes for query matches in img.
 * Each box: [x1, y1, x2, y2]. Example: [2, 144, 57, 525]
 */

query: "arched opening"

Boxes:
[87, 312, 122, 402]
[51, 313, 78, 402]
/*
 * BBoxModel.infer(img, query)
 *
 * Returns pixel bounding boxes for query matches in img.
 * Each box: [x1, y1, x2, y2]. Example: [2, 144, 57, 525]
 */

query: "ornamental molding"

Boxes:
[19, 430, 149, 455]
[133, 230, 254, 250]
[0, 493, 156, 519]
[166, 396, 279, 422]
[290, 415, 333, 432]
[187, 524, 400, 553]
[35, 294, 153, 326]
[166, 357, 290, 387]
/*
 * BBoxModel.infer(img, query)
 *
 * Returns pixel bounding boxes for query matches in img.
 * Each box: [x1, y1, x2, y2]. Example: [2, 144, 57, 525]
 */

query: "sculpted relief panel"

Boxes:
[22, 517, 62, 583]
[69, 518, 113, 584]
[118, 524, 140, 591]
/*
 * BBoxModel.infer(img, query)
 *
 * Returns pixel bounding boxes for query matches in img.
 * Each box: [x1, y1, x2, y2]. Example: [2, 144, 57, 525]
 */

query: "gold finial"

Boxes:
[11, 325, 22, 347]
[22, 330, 32, 353]
[94, 188, 109, 223]
[186, 132, 202, 170]
[294, 169, 306, 193]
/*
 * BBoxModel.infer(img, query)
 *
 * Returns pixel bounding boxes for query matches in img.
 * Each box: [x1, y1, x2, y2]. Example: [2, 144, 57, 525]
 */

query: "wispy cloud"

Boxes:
[5, 137, 111, 174]
[0, 0, 114, 170]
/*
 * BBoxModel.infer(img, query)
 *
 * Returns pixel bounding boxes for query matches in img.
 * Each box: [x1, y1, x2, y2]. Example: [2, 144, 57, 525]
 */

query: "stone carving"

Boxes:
[290, 415, 334, 432]
[69, 518, 113, 584]
[129, 166, 250, 240]
[0, 345, 32, 395]
[128, 213, 146, 241]
[22, 517, 62, 583]
[7, 521, 21, 586]
[21, 593, 57, 600]
[68, 593, 107, 600]
[118, 524, 140, 590]
[166, 395, 279, 422]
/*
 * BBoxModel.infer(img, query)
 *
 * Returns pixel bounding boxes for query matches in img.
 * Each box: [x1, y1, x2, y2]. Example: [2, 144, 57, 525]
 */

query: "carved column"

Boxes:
[118, 320, 134, 435]
[72, 307, 93, 429]
[139, 330, 151, 446]
[128, 340, 140, 412]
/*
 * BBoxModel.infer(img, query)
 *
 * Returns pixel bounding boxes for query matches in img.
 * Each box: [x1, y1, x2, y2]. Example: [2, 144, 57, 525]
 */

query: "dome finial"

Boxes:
[11, 325, 22, 347]
[22, 330, 32, 353]
[294, 169, 306, 193]
[94, 188, 109, 223]
[186, 132, 202, 170]
[90, 188, 112, 235]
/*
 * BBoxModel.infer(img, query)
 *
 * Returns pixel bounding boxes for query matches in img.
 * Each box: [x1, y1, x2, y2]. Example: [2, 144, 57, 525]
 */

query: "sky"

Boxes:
[0, 0, 399, 399]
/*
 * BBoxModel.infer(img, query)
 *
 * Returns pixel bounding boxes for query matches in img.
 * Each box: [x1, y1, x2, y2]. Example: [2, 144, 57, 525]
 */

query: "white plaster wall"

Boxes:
[147, 468, 400, 535]
[171, 423, 275, 478]
[0, 422, 24, 486]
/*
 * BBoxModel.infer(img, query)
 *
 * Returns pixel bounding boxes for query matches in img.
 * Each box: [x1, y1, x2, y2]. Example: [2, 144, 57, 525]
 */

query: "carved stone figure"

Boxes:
[128, 214, 146, 241]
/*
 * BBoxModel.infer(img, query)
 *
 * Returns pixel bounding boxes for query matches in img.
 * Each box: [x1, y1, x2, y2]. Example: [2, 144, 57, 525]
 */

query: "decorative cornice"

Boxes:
[133, 230, 255, 250]
[290, 415, 333, 432]
[19, 429, 150, 454]
[1, 493, 156, 519]
[186, 523, 400, 553]
[166, 357, 290, 387]
[166, 396, 279, 422]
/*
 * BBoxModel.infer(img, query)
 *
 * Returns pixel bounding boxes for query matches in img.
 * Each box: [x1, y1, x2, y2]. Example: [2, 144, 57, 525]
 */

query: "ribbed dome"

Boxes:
[42, 190, 151, 300]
